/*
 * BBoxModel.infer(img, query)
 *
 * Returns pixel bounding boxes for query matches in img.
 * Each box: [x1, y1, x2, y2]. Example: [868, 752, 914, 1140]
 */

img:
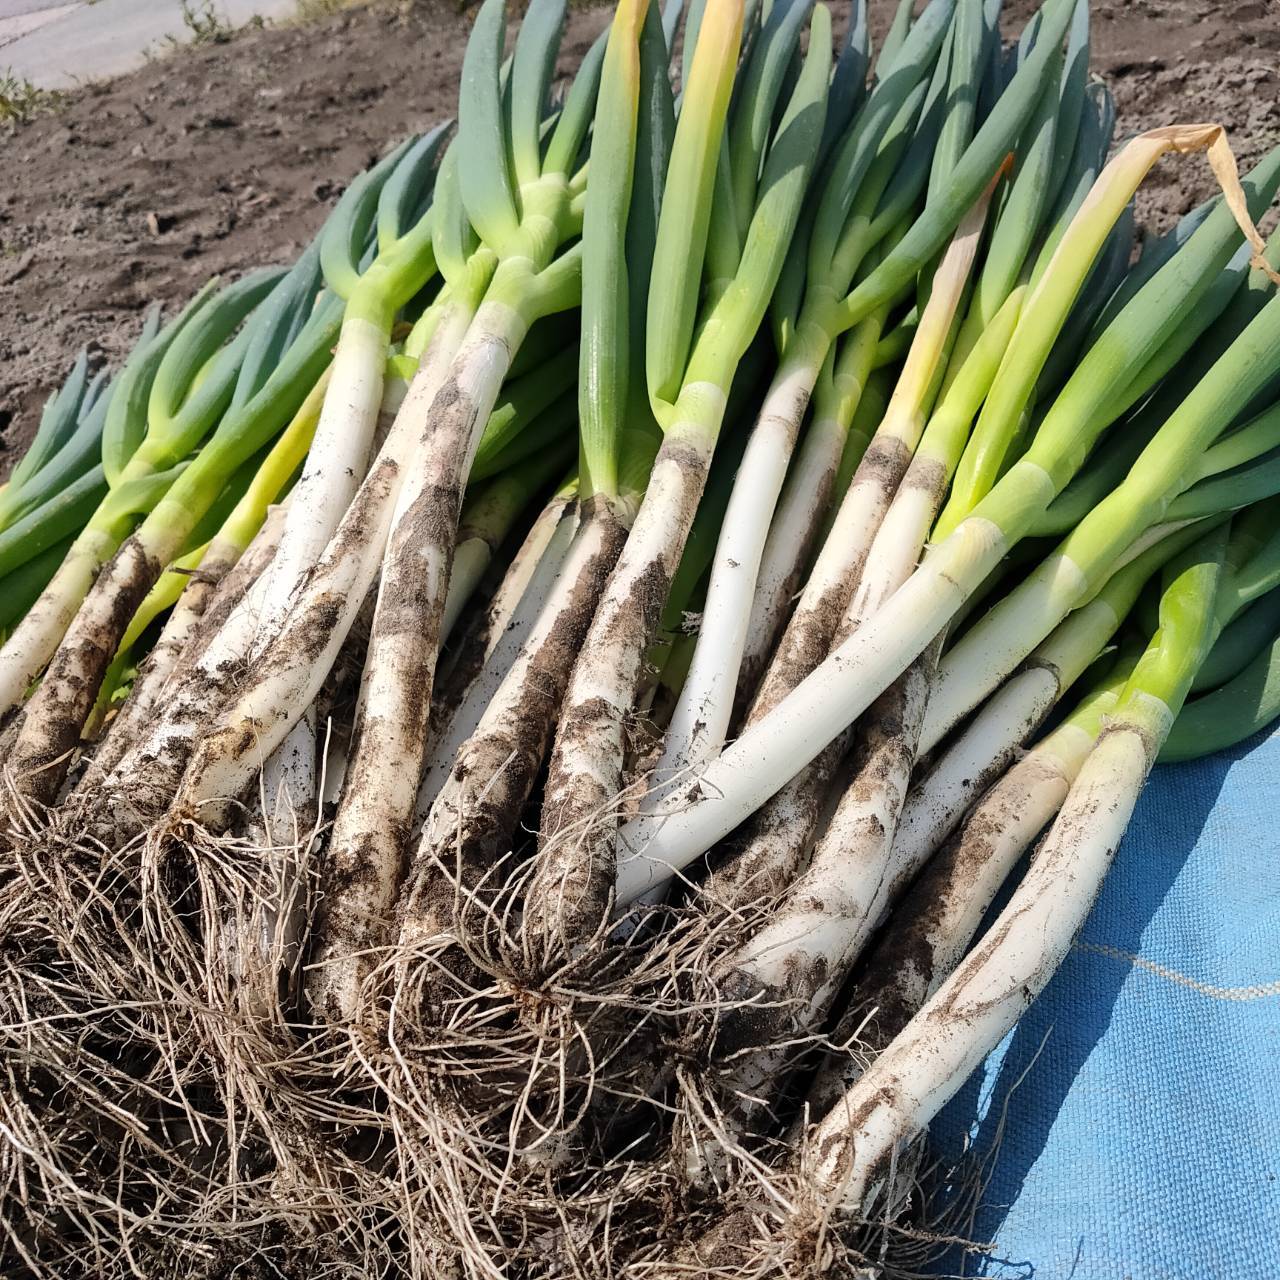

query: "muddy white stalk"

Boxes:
[708, 0, 1005, 731]
[297, 0, 607, 1021]
[545, 0, 1066, 940]
[252, 295, 493, 870]
[92, 370, 331, 771]
[528, 412, 724, 942]
[752, 176, 994, 734]
[3, 273, 340, 809]
[894, 523, 1210, 884]
[208, 329, 384, 1016]
[640, 186, 997, 908]
[0, 276, 260, 721]
[419, 492, 580, 815]
[440, 442, 575, 642]
[89, 503, 287, 782]
[526, 0, 835, 953]
[395, 0, 675, 988]
[809, 728, 1139, 1200]
[733, 319, 887, 714]
[666, 48, 952, 766]
[222, 139, 457, 863]
[613, 126, 1280, 896]
[433, 476, 577, 718]
[399, 499, 634, 966]
[651, 31, 1084, 903]
[178, 295, 528, 815]
[681, 651, 935, 1182]
[850, 283, 1025, 625]
[801, 526, 1226, 1209]
[100, 174, 461, 827]
[803, 651, 1135, 1124]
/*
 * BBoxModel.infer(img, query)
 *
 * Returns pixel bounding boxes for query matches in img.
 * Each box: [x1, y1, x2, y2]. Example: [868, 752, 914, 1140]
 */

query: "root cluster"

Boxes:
[0, 774, 983, 1278]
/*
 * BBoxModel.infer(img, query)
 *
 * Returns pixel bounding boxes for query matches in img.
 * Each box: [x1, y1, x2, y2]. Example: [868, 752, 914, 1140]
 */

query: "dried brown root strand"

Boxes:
[0, 838, 272, 1273]
[210, 783, 322, 1029]
[658, 1132, 992, 1280]
[0, 808, 464, 1277]
[381, 842, 743, 1190]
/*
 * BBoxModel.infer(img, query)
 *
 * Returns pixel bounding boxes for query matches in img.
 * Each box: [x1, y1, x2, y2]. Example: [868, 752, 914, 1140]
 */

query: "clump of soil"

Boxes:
[0, 0, 1277, 478]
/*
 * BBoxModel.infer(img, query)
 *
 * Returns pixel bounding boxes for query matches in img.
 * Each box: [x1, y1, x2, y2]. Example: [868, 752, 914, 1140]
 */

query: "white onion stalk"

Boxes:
[713, 0, 1009, 716]
[416, 496, 580, 823]
[526, 0, 835, 950]
[91, 475, 310, 786]
[301, 288, 575, 1021]
[654, 351, 824, 776]
[699, 267, 1017, 914]
[809, 721, 1148, 1207]
[631, 185, 998, 905]
[302, 0, 609, 1016]
[733, 343, 872, 707]
[247, 317, 473, 819]
[240, 346, 410, 865]
[677, 529, 1228, 1265]
[658, 314, 887, 783]
[803, 654, 1135, 1123]
[398, 498, 633, 967]
[743, 200, 983, 727]
[899, 521, 1210, 871]
[655, 0, 949, 770]
[805, 520, 1223, 1206]
[531, 416, 719, 940]
[228, 705, 319, 1023]
[614, 124, 1280, 898]
[435, 477, 577, 701]
[684, 653, 933, 1176]
[225, 314, 399, 1012]
[177, 300, 525, 818]
[438, 449, 574, 644]
[849, 282, 1026, 627]
[101, 296, 474, 834]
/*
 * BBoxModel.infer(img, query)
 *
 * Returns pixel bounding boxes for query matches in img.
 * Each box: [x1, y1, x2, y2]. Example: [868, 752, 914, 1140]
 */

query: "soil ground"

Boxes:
[0, 0, 1277, 478]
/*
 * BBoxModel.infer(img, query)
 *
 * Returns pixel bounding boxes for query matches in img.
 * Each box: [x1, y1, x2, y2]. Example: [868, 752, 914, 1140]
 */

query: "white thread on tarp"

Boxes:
[1074, 941, 1280, 1002]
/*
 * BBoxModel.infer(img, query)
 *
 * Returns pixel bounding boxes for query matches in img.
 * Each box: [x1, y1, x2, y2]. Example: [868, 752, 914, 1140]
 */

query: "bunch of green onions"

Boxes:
[4, 0, 1280, 1273]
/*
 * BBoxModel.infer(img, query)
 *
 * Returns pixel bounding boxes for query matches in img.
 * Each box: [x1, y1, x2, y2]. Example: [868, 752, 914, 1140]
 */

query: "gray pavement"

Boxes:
[2, 0, 301, 87]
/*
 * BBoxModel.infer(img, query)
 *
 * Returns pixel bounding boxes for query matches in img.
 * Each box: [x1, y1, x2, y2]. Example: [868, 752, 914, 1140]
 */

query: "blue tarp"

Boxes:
[927, 724, 1280, 1279]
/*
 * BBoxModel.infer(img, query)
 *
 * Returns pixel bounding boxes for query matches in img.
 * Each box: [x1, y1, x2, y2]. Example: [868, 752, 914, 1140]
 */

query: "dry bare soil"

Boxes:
[0, 0, 1277, 475]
